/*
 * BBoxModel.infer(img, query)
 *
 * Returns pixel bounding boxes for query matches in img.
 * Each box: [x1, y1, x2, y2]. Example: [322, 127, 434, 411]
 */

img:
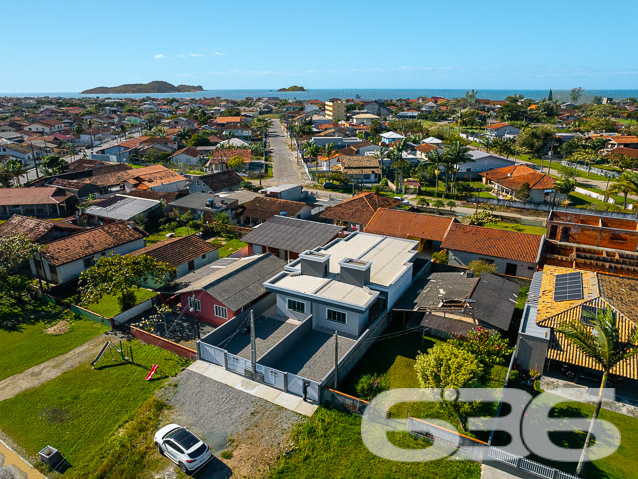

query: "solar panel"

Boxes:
[553, 272, 583, 302]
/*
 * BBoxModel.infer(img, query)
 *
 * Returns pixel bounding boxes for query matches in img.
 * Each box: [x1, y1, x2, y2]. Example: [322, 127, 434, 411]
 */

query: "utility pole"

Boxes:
[250, 310, 256, 375]
[333, 330, 339, 389]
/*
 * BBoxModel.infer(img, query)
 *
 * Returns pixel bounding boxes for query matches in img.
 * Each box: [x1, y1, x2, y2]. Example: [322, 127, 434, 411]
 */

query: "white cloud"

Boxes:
[154, 53, 165, 59]
[214, 51, 226, 56]
[188, 53, 204, 58]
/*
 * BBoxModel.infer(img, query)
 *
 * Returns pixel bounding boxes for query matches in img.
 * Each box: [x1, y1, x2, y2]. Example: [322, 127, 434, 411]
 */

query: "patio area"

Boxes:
[224, 315, 298, 360]
[126, 310, 216, 350]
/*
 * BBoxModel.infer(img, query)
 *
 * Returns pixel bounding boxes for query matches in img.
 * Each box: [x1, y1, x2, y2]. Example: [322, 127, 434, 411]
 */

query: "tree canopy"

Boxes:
[79, 253, 175, 311]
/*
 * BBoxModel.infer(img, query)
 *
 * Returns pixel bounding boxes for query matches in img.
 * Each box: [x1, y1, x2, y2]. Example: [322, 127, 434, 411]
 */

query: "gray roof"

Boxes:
[169, 192, 224, 210]
[177, 254, 286, 311]
[240, 216, 343, 254]
[470, 273, 520, 330]
[84, 195, 160, 220]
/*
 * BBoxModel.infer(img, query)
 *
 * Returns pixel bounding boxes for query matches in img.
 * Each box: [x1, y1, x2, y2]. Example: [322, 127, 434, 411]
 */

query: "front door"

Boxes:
[505, 263, 517, 276]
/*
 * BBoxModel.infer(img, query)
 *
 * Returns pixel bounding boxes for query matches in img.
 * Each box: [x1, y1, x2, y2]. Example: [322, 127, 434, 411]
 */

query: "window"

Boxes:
[478, 257, 495, 265]
[188, 260, 195, 271]
[214, 305, 228, 319]
[287, 299, 305, 314]
[48, 263, 57, 274]
[201, 254, 206, 260]
[326, 308, 347, 324]
[188, 296, 201, 312]
[83, 257, 94, 268]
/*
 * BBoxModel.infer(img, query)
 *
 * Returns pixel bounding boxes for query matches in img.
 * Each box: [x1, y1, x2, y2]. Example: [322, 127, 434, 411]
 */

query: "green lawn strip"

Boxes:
[523, 393, 638, 479]
[271, 407, 481, 479]
[82, 288, 157, 318]
[0, 341, 188, 479]
[484, 222, 546, 235]
[0, 306, 108, 381]
[145, 226, 198, 245]
[210, 238, 247, 258]
[568, 191, 625, 211]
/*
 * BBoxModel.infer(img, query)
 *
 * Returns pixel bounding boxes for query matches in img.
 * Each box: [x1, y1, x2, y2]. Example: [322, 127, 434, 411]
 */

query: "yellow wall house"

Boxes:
[536, 265, 638, 379]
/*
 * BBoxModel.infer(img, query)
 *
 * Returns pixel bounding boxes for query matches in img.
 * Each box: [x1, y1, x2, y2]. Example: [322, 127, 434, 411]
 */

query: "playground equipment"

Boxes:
[91, 340, 135, 367]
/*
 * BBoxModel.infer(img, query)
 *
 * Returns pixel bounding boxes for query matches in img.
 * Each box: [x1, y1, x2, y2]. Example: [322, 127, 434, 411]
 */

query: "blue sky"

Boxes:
[2, 0, 637, 92]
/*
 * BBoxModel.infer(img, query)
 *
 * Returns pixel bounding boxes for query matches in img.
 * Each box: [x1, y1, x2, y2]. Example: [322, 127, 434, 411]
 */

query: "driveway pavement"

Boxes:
[262, 119, 310, 186]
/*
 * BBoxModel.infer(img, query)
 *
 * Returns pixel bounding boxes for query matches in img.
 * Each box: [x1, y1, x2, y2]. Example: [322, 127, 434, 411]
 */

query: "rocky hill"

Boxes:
[81, 81, 204, 94]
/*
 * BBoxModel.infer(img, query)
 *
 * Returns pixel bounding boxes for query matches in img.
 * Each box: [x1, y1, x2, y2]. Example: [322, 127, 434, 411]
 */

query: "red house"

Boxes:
[175, 253, 285, 326]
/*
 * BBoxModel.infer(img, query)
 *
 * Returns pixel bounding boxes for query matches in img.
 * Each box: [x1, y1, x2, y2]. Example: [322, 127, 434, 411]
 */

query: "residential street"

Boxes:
[262, 119, 310, 186]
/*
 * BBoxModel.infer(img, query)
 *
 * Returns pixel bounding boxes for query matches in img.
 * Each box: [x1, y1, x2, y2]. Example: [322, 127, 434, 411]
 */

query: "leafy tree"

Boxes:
[0, 234, 44, 295]
[149, 126, 167, 138]
[4, 159, 26, 186]
[144, 149, 171, 165]
[416, 197, 430, 207]
[240, 180, 253, 191]
[570, 87, 585, 104]
[467, 210, 496, 226]
[516, 182, 531, 201]
[176, 127, 192, 146]
[557, 306, 638, 476]
[40, 155, 67, 176]
[446, 200, 456, 209]
[592, 95, 603, 105]
[222, 107, 241, 116]
[414, 343, 483, 431]
[497, 101, 527, 122]
[433, 199, 446, 209]
[609, 172, 638, 208]
[79, 254, 176, 311]
[188, 133, 212, 147]
[459, 109, 486, 128]
[608, 153, 636, 174]
[516, 126, 556, 157]
[431, 249, 448, 264]
[468, 260, 497, 277]
[449, 327, 513, 369]
[369, 120, 383, 135]
[227, 156, 245, 171]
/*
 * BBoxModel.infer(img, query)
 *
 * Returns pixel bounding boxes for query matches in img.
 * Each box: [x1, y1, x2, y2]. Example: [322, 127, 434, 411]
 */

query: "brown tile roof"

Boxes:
[364, 208, 457, 242]
[124, 189, 180, 203]
[43, 222, 146, 266]
[440, 223, 543, 263]
[609, 146, 638, 158]
[485, 122, 512, 130]
[415, 143, 438, 154]
[80, 165, 186, 189]
[610, 136, 638, 145]
[128, 234, 219, 267]
[479, 164, 555, 190]
[204, 148, 252, 167]
[241, 196, 308, 221]
[118, 136, 151, 149]
[0, 187, 72, 206]
[0, 214, 83, 242]
[319, 192, 401, 226]
[170, 147, 201, 159]
[215, 116, 242, 124]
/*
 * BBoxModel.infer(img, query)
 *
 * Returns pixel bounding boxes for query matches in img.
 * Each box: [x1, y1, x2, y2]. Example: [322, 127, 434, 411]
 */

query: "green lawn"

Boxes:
[210, 238, 247, 258]
[271, 407, 481, 479]
[145, 226, 199, 245]
[0, 304, 108, 381]
[81, 288, 157, 318]
[485, 221, 546, 235]
[0, 341, 188, 479]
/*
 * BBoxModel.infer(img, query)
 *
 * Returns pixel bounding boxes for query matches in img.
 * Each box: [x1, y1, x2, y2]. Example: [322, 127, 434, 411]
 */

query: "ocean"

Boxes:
[1, 89, 637, 102]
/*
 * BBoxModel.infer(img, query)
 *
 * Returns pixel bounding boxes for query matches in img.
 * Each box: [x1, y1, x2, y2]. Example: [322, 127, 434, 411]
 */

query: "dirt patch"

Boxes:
[45, 321, 69, 335]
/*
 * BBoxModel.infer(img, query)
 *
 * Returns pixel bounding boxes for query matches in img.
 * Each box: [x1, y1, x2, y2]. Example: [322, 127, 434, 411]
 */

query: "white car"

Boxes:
[154, 424, 212, 473]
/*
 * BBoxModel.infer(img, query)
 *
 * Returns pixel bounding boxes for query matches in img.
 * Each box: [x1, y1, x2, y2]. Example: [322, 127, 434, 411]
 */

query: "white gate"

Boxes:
[287, 373, 320, 402]
[199, 343, 225, 367]
[226, 353, 251, 374]
[256, 364, 286, 390]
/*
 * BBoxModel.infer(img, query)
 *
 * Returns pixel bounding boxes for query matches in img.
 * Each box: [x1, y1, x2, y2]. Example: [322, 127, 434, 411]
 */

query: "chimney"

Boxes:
[339, 258, 371, 287]
[299, 250, 330, 278]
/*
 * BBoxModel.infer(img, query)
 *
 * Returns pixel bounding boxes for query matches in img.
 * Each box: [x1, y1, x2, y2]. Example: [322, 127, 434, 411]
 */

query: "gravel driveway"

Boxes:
[158, 370, 304, 478]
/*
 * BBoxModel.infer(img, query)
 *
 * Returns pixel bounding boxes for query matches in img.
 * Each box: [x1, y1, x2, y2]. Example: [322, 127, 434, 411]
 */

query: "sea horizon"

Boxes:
[1, 88, 637, 102]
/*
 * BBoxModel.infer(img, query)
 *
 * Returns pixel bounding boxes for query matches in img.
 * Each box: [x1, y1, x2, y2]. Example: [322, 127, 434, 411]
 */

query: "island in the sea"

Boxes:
[81, 81, 204, 94]
[278, 85, 306, 92]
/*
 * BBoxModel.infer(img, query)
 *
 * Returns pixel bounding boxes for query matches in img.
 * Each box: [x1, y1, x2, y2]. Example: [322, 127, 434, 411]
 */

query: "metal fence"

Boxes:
[562, 160, 620, 179]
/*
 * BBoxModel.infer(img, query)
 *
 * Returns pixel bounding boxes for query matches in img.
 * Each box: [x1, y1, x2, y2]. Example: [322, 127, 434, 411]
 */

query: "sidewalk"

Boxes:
[188, 360, 317, 416]
[0, 437, 45, 479]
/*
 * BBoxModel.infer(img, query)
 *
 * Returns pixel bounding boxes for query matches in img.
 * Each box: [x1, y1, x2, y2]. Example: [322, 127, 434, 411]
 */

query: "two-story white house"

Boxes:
[264, 232, 418, 338]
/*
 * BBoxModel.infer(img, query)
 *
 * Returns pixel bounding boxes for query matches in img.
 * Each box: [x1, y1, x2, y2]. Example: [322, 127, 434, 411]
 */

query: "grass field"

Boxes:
[0, 304, 108, 381]
[271, 407, 481, 479]
[485, 221, 546, 235]
[81, 288, 157, 318]
[145, 226, 198, 245]
[0, 341, 188, 479]
[210, 238, 247, 258]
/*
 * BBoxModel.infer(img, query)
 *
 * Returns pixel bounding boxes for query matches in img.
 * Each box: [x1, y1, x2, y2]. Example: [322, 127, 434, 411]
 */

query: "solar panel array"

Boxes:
[554, 272, 583, 302]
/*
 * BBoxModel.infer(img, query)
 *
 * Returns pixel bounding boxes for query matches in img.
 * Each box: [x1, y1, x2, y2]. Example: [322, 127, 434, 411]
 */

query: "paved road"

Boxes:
[262, 119, 310, 186]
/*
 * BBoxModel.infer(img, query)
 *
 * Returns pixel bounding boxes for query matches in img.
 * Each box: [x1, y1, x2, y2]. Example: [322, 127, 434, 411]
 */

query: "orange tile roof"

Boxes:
[215, 116, 242, 124]
[485, 122, 511, 130]
[609, 146, 638, 158]
[415, 143, 438, 154]
[479, 164, 555, 190]
[610, 136, 638, 145]
[128, 234, 218, 267]
[364, 208, 457, 242]
[440, 223, 543, 263]
[319, 192, 401, 226]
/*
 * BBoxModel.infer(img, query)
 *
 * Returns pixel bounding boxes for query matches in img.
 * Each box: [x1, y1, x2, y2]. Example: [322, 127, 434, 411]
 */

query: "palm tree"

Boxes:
[86, 119, 94, 149]
[176, 127, 191, 147]
[323, 142, 336, 160]
[552, 177, 576, 204]
[304, 141, 321, 177]
[608, 172, 638, 209]
[372, 146, 388, 183]
[4, 159, 26, 187]
[443, 142, 473, 194]
[426, 149, 444, 197]
[64, 142, 77, 161]
[557, 306, 638, 477]
[391, 138, 410, 194]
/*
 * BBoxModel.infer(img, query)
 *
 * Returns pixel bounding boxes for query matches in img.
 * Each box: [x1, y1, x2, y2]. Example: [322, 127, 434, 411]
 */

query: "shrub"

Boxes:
[355, 373, 390, 400]
[468, 259, 497, 277]
[221, 450, 233, 460]
[449, 327, 513, 369]
[432, 250, 448, 264]
[467, 210, 496, 226]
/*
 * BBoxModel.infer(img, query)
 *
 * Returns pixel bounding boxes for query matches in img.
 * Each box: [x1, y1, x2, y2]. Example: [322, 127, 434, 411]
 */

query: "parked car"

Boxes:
[323, 182, 337, 189]
[154, 424, 212, 473]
